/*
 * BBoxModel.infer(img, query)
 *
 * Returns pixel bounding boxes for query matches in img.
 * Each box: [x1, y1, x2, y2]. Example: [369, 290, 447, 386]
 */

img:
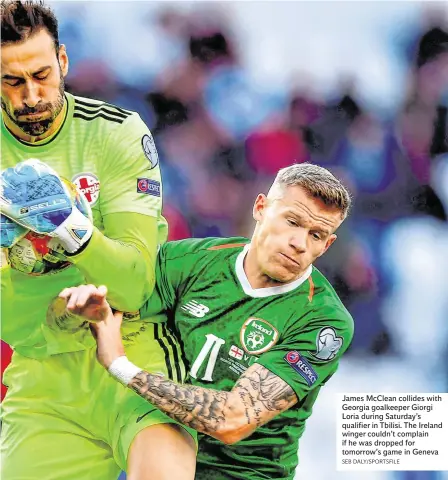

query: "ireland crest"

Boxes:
[240, 317, 279, 355]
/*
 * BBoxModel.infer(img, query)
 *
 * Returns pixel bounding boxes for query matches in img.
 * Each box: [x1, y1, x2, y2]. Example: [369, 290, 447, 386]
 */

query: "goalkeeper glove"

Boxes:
[1, 213, 29, 248]
[0, 159, 93, 254]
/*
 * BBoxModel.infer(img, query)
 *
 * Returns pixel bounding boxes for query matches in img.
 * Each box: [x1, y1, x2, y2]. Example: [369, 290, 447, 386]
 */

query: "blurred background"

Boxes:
[1, 1, 447, 479]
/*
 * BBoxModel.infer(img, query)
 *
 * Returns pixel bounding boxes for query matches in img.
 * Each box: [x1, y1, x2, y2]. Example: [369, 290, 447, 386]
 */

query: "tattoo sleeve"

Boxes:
[128, 363, 298, 442]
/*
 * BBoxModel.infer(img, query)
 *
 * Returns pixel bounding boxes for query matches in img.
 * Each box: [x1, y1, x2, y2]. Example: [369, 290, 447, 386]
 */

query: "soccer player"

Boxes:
[64, 163, 354, 480]
[0, 1, 196, 479]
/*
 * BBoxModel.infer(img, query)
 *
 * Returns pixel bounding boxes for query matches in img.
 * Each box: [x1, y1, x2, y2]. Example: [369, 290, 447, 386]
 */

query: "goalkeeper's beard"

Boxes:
[1, 72, 65, 137]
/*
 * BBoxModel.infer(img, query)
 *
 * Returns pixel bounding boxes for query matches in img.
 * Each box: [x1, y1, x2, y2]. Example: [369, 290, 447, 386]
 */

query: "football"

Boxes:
[8, 232, 69, 275]
[7, 178, 91, 276]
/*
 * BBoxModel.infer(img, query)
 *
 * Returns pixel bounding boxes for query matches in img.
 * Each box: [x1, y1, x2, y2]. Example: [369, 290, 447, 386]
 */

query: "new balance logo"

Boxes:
[181, 300, 210, 318]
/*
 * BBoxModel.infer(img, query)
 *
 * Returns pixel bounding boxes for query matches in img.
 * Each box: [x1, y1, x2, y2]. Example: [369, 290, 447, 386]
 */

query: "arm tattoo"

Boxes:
[128, 363, 298, 440]
[232, 363, 298, 428]
[129, 372, 231, 434]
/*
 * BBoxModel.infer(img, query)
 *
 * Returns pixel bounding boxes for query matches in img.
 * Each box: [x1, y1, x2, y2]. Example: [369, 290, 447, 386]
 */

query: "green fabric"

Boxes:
[1, 92, 166, 357]
[0, 327, 196, 478]
[70, 213, 160, 311]
[140, 237, 354, 480]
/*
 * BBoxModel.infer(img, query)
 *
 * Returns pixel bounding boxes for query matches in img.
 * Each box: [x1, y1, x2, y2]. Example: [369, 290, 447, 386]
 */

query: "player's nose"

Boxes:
[289, 229, 307, 252]
[23, 82, 41, 108]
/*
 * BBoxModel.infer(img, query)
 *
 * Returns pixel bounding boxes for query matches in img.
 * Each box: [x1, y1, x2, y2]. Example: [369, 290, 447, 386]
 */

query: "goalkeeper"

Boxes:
[0, 1, 196, 479]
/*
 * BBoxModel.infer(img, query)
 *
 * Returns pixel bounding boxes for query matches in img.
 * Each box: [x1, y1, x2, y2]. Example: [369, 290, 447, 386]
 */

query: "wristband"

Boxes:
[53, 206, 93, 254]
[108, 356, 142, 385]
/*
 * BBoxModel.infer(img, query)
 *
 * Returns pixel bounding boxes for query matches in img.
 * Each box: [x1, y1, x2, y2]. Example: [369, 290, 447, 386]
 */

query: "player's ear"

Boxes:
[253, 194, 267, 222]
[58, 44, 69, 78]
[318, 234, 337, 257]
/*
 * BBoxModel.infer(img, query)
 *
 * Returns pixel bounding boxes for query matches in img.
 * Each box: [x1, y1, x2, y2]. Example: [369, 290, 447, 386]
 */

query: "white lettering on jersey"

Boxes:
[190, 334, 225, 381]
[181, 300, 210, 318]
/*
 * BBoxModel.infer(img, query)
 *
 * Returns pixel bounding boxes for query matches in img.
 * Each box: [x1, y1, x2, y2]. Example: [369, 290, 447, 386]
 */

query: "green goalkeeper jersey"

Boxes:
[140, 237, 354, 480]
[1, 93, 167, 358]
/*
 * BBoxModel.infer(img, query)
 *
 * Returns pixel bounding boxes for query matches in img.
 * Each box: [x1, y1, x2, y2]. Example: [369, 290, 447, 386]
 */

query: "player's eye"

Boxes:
[311, 232, 321, 240]
[4, 79, 23, 87]
[34, 72, 49, 81]
[287, 218, 298, 227]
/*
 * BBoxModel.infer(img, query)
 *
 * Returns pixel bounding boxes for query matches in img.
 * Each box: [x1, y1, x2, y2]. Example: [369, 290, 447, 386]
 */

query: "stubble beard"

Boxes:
[1, 71, 66, 137]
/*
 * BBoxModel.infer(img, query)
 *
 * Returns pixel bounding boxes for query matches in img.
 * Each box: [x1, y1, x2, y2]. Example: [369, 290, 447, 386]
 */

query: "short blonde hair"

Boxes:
[269, 163, 352, 219]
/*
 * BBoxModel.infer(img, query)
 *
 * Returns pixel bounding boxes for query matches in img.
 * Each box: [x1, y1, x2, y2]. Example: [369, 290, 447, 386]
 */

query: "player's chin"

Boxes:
[18, 120, 52, 136]
[267, 265, 298, 284]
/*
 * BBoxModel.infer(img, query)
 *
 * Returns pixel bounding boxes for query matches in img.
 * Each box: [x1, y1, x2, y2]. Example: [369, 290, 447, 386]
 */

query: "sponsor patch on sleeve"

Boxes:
[284, 351, 318, 386]
[137, 178, 160, 197]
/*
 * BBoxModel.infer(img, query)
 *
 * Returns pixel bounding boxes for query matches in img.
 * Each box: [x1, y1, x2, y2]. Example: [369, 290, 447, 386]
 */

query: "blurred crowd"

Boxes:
[2, 2, 447, 478]
[58, 3, 448, 365]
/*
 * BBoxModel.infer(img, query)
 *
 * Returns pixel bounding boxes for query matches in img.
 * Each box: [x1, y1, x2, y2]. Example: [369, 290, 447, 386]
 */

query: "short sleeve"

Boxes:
[256, 311, 354, 400]
[140, 238, 222, 318]
[99, 113, 162, 217]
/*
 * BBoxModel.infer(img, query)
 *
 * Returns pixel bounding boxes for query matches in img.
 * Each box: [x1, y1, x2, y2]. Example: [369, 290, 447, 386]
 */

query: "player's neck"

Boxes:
[2, 98, 67, 144]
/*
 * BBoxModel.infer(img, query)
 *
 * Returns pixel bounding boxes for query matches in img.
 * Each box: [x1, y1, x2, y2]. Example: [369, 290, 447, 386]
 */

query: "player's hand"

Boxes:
[59, 284, 125, 368]
[59, 284, 111, 323]
[0, 159, 93, 253]
[0, 213, 29, 248]
[90, 307, 125, 370]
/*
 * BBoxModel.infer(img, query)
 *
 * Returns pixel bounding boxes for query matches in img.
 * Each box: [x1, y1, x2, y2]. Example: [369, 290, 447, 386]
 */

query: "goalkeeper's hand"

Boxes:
[0, 213, 29, 248]
[0, 159, 93, 254]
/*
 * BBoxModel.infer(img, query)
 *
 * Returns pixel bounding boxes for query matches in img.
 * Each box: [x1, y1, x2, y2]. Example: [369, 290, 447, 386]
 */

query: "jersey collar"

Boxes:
[1, 93, 72, 149]
[235, 244, 312, 298]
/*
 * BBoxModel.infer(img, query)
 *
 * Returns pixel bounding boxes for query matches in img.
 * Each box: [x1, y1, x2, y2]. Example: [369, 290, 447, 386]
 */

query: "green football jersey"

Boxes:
[1, 93, 167, 358]
[141, 237, 354, 480]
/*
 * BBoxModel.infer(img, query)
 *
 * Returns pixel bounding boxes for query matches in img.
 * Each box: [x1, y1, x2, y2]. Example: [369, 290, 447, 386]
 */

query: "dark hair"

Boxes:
[1, 0, 59, 51]
[416, 27, 448, 68]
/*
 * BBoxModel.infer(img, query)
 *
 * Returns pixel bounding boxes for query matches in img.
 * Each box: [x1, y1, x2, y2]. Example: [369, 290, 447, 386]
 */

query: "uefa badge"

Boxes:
[284, 351, 318, 386]
[141, 134, 159, 169]
[240, 317, 279, 355]
[311, 327, 343, 361]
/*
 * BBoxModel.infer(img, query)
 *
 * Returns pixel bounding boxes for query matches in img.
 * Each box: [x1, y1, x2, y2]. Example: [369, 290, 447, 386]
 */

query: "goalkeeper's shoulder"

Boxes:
[72, 94, 157, 173]
[98, 99, 154, 149]
[72, 93, 143, 133]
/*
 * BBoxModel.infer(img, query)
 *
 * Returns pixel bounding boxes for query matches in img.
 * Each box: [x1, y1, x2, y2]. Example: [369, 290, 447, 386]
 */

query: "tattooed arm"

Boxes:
[128, 363, 298, 444]
[59, 284, 298, 444]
